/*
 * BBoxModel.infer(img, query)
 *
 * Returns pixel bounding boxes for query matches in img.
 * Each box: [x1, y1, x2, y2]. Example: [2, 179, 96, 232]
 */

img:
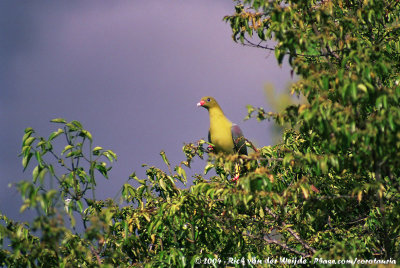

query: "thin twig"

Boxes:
[245, 138, 259, 153]
[242, 36, 346, 59]
[265, 207, 316, 255]
[344, 216, 367, 225]
[309, 195, 354, 200]
[244, 232, 312, 257]
[263, 237, 312, 257]
[90, 245, 102, 265]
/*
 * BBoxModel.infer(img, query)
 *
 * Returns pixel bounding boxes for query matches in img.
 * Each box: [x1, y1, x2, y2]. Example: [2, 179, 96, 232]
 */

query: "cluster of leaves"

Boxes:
[226, 0, 400, 260]
[0, 120, 327, 267]
[1, 0, 400, 266]
[18, 119, 116, 220]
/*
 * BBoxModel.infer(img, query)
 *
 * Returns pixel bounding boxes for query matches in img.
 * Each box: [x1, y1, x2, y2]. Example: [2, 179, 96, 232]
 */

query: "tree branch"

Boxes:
[265, 207, 316, 255]
[242, 36, 346, 59]
[264, 236, 312, 257]
[90, 245, 102, 265]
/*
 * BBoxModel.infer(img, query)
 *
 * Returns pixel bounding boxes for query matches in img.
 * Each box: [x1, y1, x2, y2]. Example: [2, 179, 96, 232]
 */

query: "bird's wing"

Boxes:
[231, 124, 247, 155]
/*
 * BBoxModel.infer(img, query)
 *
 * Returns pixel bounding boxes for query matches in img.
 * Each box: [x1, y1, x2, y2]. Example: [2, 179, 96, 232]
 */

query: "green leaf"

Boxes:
[77, 200, 83, 213]
[159, 178, 167, 191]
[107, 150, 117, 161]
[130, 172, 147, 185]
[322, 76, 329, 90]
[204, 163, 214, 175]
[50, 118, 67, 124]
[93, 146, 103, 156]
[24, 127, 34, 134]
[350, 82, 357, 101]
[24, 137, 35, 147]
[22, 131, 33, 144]
[259, 207, 265, 218]
[22, 152, 33, 171]
[376, 95, 388, 109]
[357, 84, 367, 93]
[32, 166, 40, 183]
[35, 151, 44, 168]
[80, 130, 92, 142]
[48, 128, 64, 141]
[70, 120, 83, 129]
[160, 151, 170, 167]
[103, 150, 117, 162]
[388, 113, 395, 130]
[48, 164, 55, 176]
[39, 168, 48, 184]
[62, 145, 74, 155]
[95, 163, 109, 179]
[175, 166, 187, 181]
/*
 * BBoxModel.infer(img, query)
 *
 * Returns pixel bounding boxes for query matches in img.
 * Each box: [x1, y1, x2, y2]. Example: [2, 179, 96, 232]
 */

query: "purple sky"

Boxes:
[1, 1, 291, 221]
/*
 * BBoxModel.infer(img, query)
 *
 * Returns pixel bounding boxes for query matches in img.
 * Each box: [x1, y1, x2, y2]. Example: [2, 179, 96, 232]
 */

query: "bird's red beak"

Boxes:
[197, 100, 205, 107]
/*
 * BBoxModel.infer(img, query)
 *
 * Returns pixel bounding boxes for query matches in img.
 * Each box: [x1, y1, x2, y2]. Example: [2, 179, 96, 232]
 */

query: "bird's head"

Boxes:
[197, 96, 219, 110]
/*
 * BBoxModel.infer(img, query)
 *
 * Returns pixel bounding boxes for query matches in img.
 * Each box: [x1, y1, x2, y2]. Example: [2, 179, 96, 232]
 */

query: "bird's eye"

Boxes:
[207, 98, 211, 102]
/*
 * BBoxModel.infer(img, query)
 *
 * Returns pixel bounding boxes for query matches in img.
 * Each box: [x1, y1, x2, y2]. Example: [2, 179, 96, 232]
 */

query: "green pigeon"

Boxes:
[197, 96, 247, 155]
[197, 96, 247, 181]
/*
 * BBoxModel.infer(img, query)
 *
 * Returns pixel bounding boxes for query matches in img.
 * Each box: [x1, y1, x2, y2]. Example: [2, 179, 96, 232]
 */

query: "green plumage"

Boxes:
[197, 96, 247, 155]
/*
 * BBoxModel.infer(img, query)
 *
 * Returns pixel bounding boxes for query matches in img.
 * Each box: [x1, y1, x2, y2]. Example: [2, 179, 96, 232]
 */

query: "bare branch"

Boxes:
[90, 245, 102, 265]
[265, 207, 317, 255]
[245, 138, 259, 153]
[242, 36, 345, 59]
[263, 237, 312, 257]
[244, 232, 312, 257]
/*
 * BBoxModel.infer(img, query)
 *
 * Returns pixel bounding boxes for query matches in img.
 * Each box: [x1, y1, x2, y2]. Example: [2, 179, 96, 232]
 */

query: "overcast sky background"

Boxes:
[0, 1, 292, 222]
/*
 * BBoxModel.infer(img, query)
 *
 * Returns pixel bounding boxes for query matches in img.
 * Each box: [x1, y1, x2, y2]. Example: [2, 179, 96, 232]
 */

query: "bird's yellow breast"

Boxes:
[209, 111, 234, 154]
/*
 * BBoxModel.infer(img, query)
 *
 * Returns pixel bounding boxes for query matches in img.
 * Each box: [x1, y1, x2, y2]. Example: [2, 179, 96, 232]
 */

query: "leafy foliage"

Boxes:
[1, 0, 400, 266]
[224, 0, 400, 260]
